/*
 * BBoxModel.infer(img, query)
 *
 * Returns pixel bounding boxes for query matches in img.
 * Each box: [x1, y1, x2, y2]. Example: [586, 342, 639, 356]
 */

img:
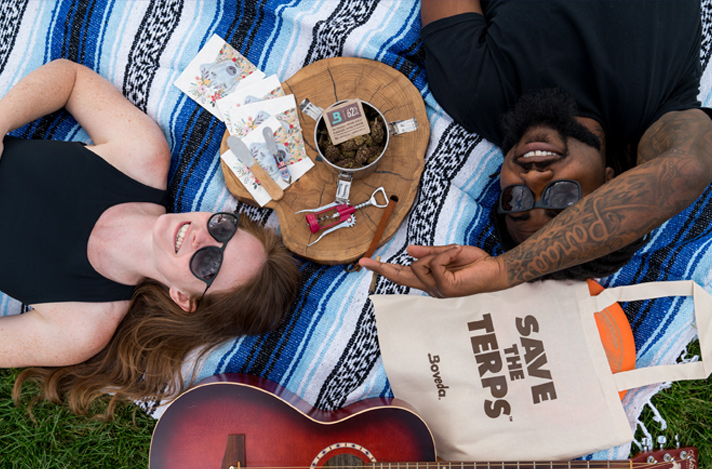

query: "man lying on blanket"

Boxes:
[359, 0, 712, 297]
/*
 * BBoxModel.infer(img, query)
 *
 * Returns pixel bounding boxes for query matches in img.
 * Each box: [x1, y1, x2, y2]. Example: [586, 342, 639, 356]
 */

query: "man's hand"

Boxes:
[358, 244, 508, 297]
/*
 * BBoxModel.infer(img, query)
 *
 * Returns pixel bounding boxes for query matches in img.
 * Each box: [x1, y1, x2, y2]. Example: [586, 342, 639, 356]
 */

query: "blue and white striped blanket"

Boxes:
[1, 0, 711, 461]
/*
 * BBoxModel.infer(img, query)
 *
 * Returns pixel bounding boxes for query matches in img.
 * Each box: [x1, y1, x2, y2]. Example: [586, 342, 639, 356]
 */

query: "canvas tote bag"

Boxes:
[372, 279, 712, 461]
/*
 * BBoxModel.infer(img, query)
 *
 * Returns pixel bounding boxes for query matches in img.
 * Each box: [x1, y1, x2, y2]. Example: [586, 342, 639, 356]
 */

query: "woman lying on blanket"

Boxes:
[0, 59, 300, 417]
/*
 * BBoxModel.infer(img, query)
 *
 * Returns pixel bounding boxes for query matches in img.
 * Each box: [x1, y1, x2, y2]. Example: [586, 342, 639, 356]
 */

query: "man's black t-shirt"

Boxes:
[421, 0, 702, 167]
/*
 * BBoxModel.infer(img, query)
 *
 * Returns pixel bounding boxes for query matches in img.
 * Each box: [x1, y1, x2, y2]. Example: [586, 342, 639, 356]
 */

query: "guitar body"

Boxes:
[149, 373, 436, 469]
[150, 373, 697, 469]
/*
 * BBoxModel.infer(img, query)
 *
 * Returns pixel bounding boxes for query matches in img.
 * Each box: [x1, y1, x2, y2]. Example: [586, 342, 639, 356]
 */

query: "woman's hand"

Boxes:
[358, 244, 509, 297]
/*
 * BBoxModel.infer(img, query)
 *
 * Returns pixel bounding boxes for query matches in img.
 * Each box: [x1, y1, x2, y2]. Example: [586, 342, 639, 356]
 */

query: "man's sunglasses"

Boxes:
[190, 212, 240, 300]
[498, 179, 581, 214]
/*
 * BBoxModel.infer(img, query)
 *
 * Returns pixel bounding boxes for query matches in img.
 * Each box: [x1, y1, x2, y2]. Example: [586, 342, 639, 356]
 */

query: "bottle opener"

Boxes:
[296, 187, 389, 246]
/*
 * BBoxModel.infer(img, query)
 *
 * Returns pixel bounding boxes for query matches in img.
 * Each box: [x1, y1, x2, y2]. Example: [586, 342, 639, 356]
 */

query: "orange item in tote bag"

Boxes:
[588, 279, 636, 399]
[372, 279, 712, 461]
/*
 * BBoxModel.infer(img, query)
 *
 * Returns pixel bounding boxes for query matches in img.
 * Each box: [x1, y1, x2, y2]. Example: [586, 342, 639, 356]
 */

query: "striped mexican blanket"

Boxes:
[1, 0, 711, 461]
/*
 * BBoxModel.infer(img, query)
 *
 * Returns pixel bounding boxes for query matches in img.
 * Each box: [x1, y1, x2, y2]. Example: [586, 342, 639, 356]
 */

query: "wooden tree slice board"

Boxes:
[220, 57, 428, 264]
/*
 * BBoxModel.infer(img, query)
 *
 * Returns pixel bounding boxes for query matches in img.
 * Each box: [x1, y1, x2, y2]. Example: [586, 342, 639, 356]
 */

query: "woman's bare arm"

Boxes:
[0, 301, 126, 368]
[0, 59, 169, 188]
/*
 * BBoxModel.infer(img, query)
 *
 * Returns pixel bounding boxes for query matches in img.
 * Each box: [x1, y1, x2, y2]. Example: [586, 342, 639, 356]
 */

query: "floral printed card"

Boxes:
[174, 34, 265, 120]
[222, 94, 312, 181]
[221, 94, 292, 136]
[217, 74, 284, 109]
[220, 114, 314, 207]
[217, 75, 285, 134]
[220, 142, 272, 207]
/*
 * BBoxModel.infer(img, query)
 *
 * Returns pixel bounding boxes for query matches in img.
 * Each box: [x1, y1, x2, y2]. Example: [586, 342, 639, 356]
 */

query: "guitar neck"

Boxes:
[369, 459, 683, 469]
[371, 463, 629, 469]
[364, 446, 697, 469]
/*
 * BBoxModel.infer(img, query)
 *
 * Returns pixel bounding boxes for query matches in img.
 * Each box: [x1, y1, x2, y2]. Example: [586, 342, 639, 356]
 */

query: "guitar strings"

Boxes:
[228, 461, 680, 469]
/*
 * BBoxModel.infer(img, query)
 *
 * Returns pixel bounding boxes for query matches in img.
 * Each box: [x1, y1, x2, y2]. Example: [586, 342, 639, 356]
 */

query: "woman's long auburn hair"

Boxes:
[12, 216, 301, 419]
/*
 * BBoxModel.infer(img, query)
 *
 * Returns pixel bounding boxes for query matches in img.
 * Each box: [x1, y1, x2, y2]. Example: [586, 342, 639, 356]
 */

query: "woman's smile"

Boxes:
[175, 223, 190, 253]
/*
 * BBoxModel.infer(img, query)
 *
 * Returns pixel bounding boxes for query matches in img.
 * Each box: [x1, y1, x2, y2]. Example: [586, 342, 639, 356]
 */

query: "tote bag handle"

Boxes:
[581, 280, 712, 391]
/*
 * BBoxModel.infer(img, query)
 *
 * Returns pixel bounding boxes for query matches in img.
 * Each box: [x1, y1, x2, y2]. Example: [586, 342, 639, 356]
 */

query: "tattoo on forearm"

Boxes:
[504, 110, 712, 284]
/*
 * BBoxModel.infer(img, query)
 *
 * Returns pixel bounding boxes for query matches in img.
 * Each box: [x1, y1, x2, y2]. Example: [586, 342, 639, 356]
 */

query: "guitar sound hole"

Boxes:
[324, 454, 364, 467]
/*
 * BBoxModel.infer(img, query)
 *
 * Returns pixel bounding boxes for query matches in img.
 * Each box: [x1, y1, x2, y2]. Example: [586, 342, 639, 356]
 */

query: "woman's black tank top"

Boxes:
[0, 137, 167, 304]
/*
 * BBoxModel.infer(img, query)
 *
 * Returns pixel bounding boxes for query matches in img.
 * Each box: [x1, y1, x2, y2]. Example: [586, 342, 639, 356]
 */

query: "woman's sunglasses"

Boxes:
[498, 179, 581, 214]
[189, 212, 240, 300]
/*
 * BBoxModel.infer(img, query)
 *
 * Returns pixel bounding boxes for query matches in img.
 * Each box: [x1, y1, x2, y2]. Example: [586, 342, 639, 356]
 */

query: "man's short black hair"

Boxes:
[493, 87, 645, 280]
[500, 87, 601, 155]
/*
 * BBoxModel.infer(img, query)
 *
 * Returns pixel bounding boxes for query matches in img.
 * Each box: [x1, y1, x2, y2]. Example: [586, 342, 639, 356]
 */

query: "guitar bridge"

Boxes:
[222, 434, 246, 469]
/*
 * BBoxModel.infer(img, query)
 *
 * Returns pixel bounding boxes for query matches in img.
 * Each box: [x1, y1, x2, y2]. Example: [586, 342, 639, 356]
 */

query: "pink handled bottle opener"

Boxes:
[296, 187, 388, 246]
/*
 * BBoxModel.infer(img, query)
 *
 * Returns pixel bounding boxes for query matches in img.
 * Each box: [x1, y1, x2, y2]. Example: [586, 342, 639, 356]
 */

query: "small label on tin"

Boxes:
[323, 99, 371, 145]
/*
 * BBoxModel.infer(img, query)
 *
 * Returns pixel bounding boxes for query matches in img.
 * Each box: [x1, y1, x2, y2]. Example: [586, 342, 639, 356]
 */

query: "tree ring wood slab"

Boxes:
[220, 57, 428, 265]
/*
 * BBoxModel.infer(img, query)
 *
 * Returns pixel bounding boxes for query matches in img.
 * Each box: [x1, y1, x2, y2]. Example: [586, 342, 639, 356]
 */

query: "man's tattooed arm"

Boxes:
[358, 109, 712, 298]
[501, 109, 712, 285]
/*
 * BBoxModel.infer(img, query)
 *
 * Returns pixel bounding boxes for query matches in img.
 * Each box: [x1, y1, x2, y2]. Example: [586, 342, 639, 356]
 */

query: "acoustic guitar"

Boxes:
[149, 373, 697, 469]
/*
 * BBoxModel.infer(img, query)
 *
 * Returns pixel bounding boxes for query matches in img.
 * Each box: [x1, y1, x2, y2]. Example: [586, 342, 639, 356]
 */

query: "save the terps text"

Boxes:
[468, 313, 558, 419]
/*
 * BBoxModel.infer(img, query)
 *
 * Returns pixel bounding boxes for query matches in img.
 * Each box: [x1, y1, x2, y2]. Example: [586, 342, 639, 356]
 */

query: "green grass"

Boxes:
[632, 340, 712, 468]
[0, 368, 154, 468]
[0, 343, 709, 469]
